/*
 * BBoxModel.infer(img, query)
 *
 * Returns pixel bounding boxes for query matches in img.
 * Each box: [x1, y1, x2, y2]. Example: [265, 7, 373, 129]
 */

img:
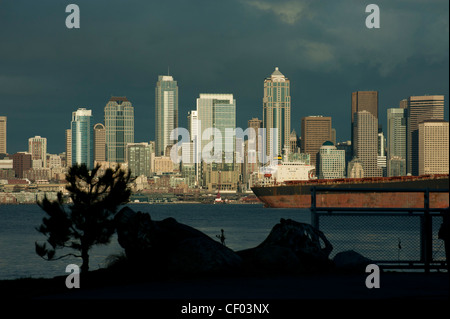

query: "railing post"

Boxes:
[311, 187, 319, 229]
[424, 188, 432, 273]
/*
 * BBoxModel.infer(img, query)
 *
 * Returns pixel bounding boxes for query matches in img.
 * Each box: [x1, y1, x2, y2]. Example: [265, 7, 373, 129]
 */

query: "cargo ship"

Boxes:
[251, 162, 449, 209]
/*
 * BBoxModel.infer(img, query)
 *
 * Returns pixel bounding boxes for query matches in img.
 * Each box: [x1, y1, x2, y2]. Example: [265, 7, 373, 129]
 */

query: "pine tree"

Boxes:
[35, 163, 132, 273]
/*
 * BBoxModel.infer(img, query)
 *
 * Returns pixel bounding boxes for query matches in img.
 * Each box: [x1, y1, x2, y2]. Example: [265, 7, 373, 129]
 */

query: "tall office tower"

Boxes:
[93, 123, 106, 162]
[126, 142, 152, 178]
[0, 116, 6, 154]
[105, 96, 134, 163]
[187, 110, 200, 181]
[406, 95, 444, 175]
[188, 110, 199, 163]
[12, 152, 32, 178]
[351, 91, 378, 151]
[418, 120, 449, 175]
[155, 75, 178, 156]
[71, 108, 93, 169]
[28, 136, 47, 168]
[387, 108, 407, 176]
[66, 129, 72, 167]
[317, 141, 346, 179]
[196, 93, 236, 162]
[301, 116, 332, 169]
[353, 111, 382, 177]
[263, 67, 291, 157]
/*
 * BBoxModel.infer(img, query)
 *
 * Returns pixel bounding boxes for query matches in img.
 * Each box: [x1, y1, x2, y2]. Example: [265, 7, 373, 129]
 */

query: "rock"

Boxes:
[167, 237, 242, 274]
[237, 218, 333, 274]
[333, 250, 373, 273]
[114, 207, 242, 275]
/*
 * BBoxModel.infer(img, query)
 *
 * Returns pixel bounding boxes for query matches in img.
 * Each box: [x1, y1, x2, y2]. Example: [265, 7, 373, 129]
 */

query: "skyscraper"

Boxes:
[196, 93, 236, 161]
[387, 108, 407, 176]
[301, 116, 332, 170]
[188, 110, 200, 181]
[71, 108, 93, 169]
[105, 96, 134, 163]
[353, 111, 382, 177]
[405, 95, 444, 175]
[263, 67, 291, 157]
[28, 136, 47, 168]
[155, 75, 178, 156]
[0, 116, 6, 154]
[351, 91, 378, 151]
[418, 120, 449, 175]
[93, 123, 106, 162]
[126, 142, 152, 177]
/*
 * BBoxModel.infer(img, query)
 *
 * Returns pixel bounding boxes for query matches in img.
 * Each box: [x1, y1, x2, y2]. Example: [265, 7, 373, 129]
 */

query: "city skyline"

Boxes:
[0, 1, 448, 155]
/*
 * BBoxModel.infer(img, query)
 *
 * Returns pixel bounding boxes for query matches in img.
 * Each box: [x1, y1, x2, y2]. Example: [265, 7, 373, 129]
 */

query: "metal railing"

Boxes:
[310, 187, 449, 272]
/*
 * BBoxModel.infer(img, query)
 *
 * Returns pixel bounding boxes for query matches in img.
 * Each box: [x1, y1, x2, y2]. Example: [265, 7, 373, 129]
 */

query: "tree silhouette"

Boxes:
[35, 163, 132, 273]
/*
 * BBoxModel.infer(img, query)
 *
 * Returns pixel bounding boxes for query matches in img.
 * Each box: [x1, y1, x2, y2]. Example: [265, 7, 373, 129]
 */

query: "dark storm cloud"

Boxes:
[0, 0, 448, 154]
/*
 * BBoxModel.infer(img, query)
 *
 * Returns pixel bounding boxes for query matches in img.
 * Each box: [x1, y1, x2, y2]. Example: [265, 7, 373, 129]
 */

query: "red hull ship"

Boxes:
[251, 174, 449, 209]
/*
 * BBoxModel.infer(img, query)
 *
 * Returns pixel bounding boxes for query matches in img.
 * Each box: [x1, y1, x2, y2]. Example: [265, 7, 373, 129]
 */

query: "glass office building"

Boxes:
[71, 108, 93, 169]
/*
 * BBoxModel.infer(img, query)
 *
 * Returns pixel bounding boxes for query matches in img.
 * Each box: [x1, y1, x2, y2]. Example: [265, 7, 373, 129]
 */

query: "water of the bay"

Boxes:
[0, 203, 445, 280]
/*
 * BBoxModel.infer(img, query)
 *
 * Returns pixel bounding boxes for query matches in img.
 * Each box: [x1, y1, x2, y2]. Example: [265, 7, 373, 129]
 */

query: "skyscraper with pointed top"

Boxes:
[104, 96, 134, 163]
[155, 74, 178, 156]
[263, 67, 291, 158]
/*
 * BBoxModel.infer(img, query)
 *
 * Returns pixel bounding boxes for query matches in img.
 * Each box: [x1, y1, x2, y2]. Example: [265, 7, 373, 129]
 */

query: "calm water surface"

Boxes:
[0, 203, 444, 280]
[0, 203, 310, 280]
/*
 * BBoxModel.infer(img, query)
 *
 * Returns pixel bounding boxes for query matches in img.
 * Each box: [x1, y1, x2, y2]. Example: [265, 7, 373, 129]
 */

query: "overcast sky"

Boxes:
[1, 0, 448, 155]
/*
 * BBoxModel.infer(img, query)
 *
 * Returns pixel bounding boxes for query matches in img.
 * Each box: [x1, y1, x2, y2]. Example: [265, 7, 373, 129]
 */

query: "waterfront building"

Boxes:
[0, 116, 6, 154]
[405, 95, 444, 175]
[105, 96, 134, 163]
[418, 120, 449, 175]
[93, 123, 106, 162]
[353, 111, 382, 177]
[12, 152, 32, 178]
[155, 75, 178, 156]
[301, 116, 332, 170]
[317, 141, 346, 179]
[263, 67, 291, 157]
[71, 108, 93, 169]
[28, 136, 47, 168]
[0, 157, 14, 179]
